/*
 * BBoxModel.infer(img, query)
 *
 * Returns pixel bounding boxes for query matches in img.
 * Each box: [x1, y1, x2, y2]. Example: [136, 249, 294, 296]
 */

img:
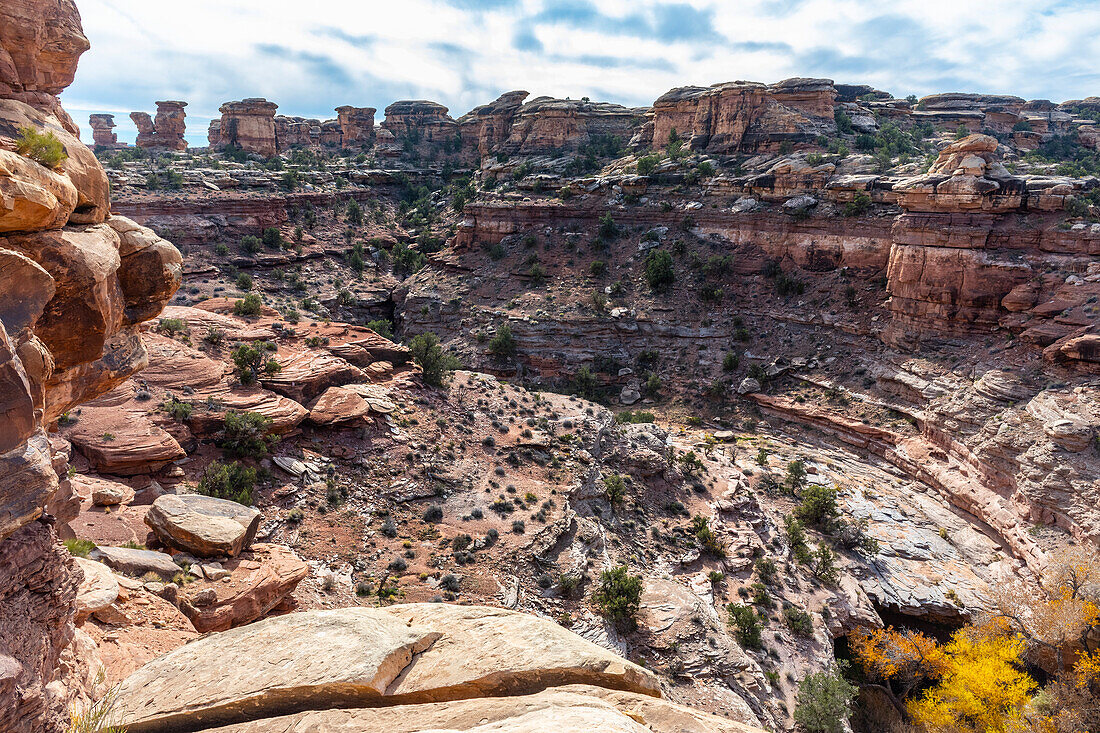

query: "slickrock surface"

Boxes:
[116, 604, 676, 733]
[205, 685, 759, 733]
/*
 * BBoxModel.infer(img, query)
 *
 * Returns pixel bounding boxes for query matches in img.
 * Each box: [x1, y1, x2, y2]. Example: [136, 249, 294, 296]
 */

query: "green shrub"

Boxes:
[410, 332, 460, 388]
[615, 410, 655, 424]
[597, 212, 619, 242]
[722, 352, 740, 372]
[236, 273, 253, 291]
[15, 126, 67, 168]
[593, 565, 643, 628]
[843, 191, 872, 217]
[570, 366, 599, 400]
[230, 341, 280, 384]
[158, 317, 187, 336]
[162, 396, 193, 421]
[232, 293, 264, 317]
[589, 260, 608, 278]
[636, 154, 659, 176]
[783, 605, 814, 636]
[366, 318, 394, 339]
[794, 670, 856, 733]
[64, 538, 96, 557]
[241, 235, 262, 254]
[197, 460, 257, 505]
[487, 323, 516, 358]
[727, 603, 763, 648]
[644, 249, 675, 292]
[262, 227, 283, 249]
[219, 410, 276, 457]
[833, 109, 853, 134]
[795, 484, 839, 529]
[603, 473, 626, 506]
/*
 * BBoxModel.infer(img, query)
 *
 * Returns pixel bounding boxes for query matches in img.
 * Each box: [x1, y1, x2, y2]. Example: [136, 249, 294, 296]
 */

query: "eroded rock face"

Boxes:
[646, 78, 837, 154]
[87, 113, 116, 147]
[334, 105, 376, 148]
[0, 4, 181, 730]
[502, 96, 645, 156]
[115, 604, 683, 733]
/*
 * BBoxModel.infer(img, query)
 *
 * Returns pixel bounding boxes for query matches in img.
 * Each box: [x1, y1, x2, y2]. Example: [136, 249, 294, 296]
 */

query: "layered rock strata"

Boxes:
[130, 100, 187, 151]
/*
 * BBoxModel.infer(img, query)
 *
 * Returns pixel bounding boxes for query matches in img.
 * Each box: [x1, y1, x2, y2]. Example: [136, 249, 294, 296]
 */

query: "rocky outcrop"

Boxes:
[502, 96, 644, 155]
[334, 105, 375, 148]
[380, 100, 460, 159]
[457, 90, 527, 157]
[0, 0, 90, 134]
[130, 101, 187, 151]
[644, 78, 837, 153]
[88, 113, 117, 148]
[0, 4, 181, 730]
[114, 604, 746, 733]
[214, 99, 278, 157]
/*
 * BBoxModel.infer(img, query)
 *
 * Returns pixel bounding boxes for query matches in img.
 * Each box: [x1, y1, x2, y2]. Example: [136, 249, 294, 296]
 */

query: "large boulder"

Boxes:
[88, 546, 179, 580]
[179, 544, 308, 633]
[115, 604, 665, 733]
[144, 494, 260, 558]
[0, 148, 77, 232]
[73, 556, 117, 620]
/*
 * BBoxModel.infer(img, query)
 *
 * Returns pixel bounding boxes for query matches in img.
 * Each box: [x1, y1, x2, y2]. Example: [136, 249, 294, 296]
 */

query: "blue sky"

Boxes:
[62, 0, 1100, 146]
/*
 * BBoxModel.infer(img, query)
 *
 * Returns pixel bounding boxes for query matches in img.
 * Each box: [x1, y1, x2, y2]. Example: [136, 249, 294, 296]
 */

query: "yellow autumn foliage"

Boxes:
[908, 622, 1035, 733]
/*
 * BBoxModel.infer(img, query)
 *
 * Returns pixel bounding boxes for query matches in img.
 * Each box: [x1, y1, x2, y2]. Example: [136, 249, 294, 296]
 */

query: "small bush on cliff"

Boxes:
[833, 109, 853, 135]
[593, 565, 643, 629]
[843, 192, 872, 217]
[636, 154, 659, 176]
[487, 323, 516, 358]
[597, 212, 619, 242]
[64, 538, 96, 558]
[410, 332, 460, 388]
[219, 410, 277, 458]
[794, 670, 856, 733]
[367, 318, 394, 339]
[262, 227, 283, 249]
[727, 603, 763, 648]
[644, 249, 675, 292]
[197, 461, 256, 505]
[15, 126, 67, 169]
[235, 273, 253, 291]
[241, 235, 262, 254]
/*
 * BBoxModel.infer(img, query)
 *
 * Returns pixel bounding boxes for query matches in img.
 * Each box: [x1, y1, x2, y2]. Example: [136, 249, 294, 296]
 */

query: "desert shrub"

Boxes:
[570, 366, 599, 400]
[783, 605, 814, 636]
[727, 603, 763, 648]
[423, 504, 444, 523]
[794, 670, 856, 733]
[843, 192, 872, 217]
[410, 332, 460, 387]
[597, 212, 619, 242]
[367, 318, 394, 339]
[488, 323, 516, 357]
[64, 538, 96, 558]
[722, 352, 740, 372]
[241, 235, 262, 254]
[232, 293, 264, 317]
[15, 126, 67, 168]
[593, 565, 643, 629]
[636, 154, 659, 176]
[691, 515, 726, 557]
[230, 341, 280, 384]
[162, 396, 193, 421]
[589, 259, 608, 278]
[644, 249, 675, 292]
[795, 484, 839, 529]
[755, 557, 778, 584]
[219, 410, 275, 457]
[235, 273, 253, 291]
[197, 461, 256, 505]
[262, 227, 283, 249]
[603, 473, 627, 506]
[834, 109, 853, 134]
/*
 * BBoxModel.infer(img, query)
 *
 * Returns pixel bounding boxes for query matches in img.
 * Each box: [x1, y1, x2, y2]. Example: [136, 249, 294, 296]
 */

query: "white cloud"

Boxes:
[61, 0, 1100, 145]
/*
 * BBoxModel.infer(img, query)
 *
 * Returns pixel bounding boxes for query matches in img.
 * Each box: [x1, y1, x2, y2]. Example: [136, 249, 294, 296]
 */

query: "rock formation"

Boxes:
[214, 98, 279, 157]
[334, 105, 376, 148]
[130, 100, 187, 151]
[500, 96, 645, 156]
[88, 112, 118, 148]
[641, 77, 837, 154]
[0, 3, 181, 730]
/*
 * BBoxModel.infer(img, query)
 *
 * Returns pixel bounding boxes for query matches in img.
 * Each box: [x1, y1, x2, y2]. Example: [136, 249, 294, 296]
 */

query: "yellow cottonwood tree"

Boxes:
[908, 621, 1035, 733]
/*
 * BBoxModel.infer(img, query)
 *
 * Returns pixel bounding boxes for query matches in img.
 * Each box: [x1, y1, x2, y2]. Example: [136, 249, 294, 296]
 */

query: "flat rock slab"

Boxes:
[74, 557, 119, 620]
[116, 608, 440, 733]
[89, 546, 180, 580]
[117, 604, 661, 733]
[145, 494, 260, 558]
[205, 684, 763, 733]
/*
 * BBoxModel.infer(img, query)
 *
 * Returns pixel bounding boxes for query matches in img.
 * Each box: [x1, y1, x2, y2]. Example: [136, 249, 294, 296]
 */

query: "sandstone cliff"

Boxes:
[0, 3, 182, 730]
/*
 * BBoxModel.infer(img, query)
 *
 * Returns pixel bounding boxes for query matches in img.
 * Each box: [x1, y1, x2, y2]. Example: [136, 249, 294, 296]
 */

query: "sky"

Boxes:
[62, 0, 1100, 147]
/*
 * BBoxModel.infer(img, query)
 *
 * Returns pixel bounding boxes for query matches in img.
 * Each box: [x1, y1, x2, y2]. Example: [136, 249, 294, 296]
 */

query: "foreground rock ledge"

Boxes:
[115, 604, 736, 733]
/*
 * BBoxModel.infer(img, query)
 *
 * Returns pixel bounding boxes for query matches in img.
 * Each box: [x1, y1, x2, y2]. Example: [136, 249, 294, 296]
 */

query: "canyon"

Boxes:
[1, 1, 1099, 732]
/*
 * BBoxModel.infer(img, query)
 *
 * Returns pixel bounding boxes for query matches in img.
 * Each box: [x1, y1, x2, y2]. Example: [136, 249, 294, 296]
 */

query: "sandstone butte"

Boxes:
[2, 1, 1100, 733]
